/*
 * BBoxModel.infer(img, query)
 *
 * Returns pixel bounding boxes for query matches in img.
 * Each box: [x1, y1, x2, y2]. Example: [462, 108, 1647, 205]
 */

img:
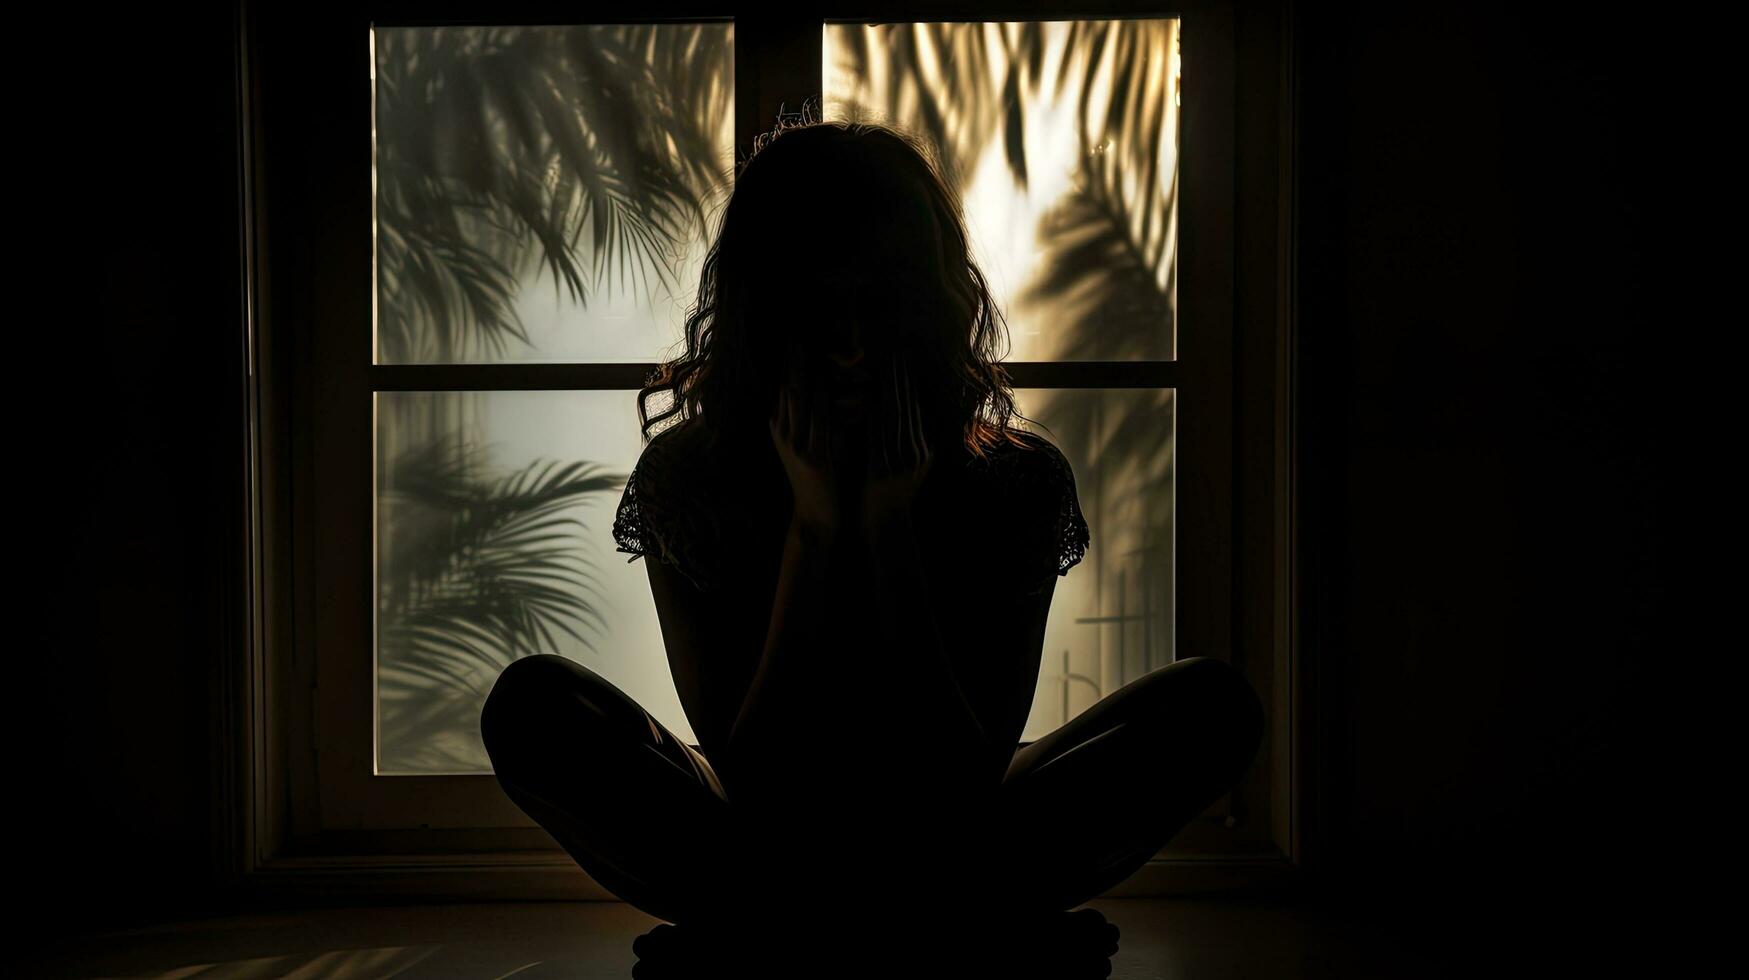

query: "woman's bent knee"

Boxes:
[484, 653, 560, 720]
[1140, 657, 1265, 766]
[1188, 658, 1264, 772]
[480, 655, 607, 757]
[496, 652, 588, 692]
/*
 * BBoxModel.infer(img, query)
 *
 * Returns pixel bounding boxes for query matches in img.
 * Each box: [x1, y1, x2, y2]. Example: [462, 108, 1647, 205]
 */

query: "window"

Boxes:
[370, 21, 738, 774]
[243, 1, 1298, 898]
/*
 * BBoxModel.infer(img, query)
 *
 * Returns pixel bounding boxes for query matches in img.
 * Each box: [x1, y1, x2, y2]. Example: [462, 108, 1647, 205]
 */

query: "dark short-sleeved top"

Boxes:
[609, 419, 1090, 597]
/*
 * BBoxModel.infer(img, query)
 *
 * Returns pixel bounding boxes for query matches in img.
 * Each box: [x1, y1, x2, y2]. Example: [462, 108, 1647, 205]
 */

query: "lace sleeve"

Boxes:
[1001, 436, 1091, 596]
[1046, 445, 1091, 581]
[1036, 442, 1090, 593]
[610, 436, 718, 594]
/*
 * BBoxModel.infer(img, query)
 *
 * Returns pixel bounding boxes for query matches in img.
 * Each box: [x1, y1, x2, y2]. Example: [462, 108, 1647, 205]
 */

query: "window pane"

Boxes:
[371, 24, 734, 365]
[825, 20, 1180, 362]
[1010, 387, 1175, 740]
[375, 387, 1171, 774]
[374, 390, 680, 774]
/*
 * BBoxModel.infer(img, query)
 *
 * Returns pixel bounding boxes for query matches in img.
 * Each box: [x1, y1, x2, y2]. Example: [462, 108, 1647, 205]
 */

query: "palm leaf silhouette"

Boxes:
[377, 435, 629, 772]
[829, 20, 1178, 347]
[830, 18, 1182, 698]
[374, 23, 734, 362]
[371, 23, 731, 770]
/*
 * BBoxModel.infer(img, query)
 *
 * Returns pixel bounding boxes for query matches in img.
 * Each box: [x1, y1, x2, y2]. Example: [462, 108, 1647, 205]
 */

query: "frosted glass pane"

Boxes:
[824, 20, 1180, 362]
[374, 390, 681, 774]
[375, 387, 1171, 773]
[372, 24, 734, 364]
[1004, 388, 1175, 741]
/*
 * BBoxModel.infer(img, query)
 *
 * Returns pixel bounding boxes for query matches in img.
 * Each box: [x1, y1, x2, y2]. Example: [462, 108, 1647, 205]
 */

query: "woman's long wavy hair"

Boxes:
[632, 109, 1043, 463]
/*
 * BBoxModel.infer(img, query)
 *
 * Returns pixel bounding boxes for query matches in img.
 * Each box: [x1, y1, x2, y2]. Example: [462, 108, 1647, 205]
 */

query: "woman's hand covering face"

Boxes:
[769, 357, 842, 535]
[860, 357, 932, 532]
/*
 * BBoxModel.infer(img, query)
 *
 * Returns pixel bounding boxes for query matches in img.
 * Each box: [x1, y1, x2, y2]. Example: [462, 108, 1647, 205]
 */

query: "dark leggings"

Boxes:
[480, 653, 1264, 926]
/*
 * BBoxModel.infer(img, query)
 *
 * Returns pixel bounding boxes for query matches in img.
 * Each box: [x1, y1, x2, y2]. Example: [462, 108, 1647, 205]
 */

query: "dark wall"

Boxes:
[24, 3, 245, 939]
[25, 0, 1686, 964]
[1296, 3, 1681, 972]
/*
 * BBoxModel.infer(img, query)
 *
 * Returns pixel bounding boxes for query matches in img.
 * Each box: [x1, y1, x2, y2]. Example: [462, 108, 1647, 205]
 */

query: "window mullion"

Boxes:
[367, 361, 1175, 391]
[734, 17, 824, 166]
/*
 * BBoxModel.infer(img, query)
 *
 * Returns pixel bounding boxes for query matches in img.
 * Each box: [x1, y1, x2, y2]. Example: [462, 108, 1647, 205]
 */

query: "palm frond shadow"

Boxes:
[374, 24, 734, 363]
[370, 24, 731, 770]
[834, 19, 1177, 356]
[838, 19, 1181, 691]
[369, 19, 1180, 768]
[377, 435, 629, 772]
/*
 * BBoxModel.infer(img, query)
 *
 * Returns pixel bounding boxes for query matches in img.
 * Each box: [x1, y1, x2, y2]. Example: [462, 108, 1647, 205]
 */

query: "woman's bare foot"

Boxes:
[1055, 907, 1122, 956]
[630, 922, 692, 969]
[963, 907, 1121, 974]
[633, 904, 1119, 978]
[631, 909, 819, 974]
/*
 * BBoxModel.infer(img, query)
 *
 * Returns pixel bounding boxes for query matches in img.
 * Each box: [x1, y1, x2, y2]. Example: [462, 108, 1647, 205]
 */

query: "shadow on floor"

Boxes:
[22, 897, 1454, 979]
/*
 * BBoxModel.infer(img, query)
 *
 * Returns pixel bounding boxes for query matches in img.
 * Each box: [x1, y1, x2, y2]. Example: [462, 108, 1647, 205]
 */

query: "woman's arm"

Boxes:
[722, 514, 836, 792]
[854, 358, 1006, 789]
[862, 510, 1006, 790]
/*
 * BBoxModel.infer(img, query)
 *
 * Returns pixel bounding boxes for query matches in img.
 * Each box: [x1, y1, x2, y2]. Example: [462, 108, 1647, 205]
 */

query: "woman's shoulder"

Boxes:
[614, 417, 790, 592]
[643, 415, 758, 470]
[970, 426, 1062, 456]
[632, 416, 735, 489]
[637, 416, 773, 512]
[958, 429, 1089, 593]
[640, 415, 705, 459]
[964, 428, 1076, 487]
[613, 418, 731, 592]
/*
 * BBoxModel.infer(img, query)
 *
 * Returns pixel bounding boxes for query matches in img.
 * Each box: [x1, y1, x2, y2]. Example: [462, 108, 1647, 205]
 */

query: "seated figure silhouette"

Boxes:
[479, 116, 1264, 976]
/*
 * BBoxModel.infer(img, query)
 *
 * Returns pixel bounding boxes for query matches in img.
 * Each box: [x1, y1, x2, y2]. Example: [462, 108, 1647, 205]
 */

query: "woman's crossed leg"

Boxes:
[479, 653, 1263, 926]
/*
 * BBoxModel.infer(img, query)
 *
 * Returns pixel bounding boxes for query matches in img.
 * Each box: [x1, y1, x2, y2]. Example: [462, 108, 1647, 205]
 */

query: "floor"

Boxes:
[22, 897, 1464, 978]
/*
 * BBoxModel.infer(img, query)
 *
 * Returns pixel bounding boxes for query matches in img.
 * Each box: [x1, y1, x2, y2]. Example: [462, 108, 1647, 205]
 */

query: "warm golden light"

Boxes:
[824, 19, 1181, 362]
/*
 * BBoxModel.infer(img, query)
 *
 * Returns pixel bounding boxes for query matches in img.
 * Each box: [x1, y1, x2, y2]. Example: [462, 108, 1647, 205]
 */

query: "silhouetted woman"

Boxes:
[479, 117, 1264, 971]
